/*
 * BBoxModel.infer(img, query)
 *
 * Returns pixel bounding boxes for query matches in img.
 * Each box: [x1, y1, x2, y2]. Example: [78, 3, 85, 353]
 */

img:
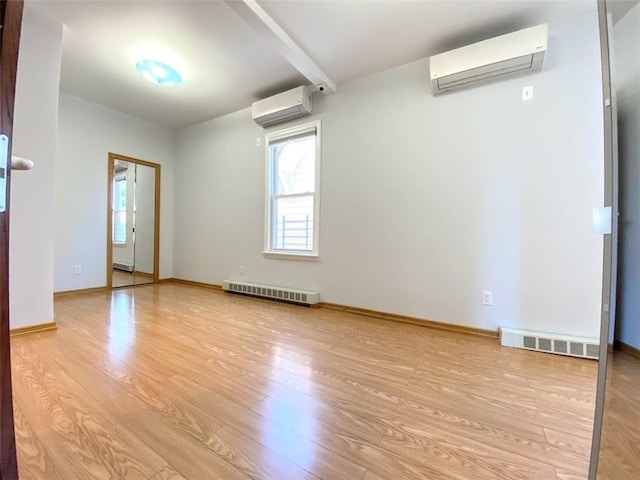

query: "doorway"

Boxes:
[106, 153, 160, 289]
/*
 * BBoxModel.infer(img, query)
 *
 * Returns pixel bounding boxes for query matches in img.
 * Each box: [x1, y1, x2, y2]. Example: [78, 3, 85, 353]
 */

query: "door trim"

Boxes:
[106, 152, 161, 289]
[589, 1, 620, 478]
[0, 1, 23, 478]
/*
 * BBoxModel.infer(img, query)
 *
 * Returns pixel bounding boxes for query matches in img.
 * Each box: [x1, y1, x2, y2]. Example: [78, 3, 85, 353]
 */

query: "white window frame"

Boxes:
[264, 120, 321, 260]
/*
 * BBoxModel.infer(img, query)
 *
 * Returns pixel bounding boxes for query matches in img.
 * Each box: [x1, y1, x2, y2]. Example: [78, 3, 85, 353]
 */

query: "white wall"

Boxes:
[614, 3, 640, 349]
[54, 93, 174, 291]
[174, 9, 604, 338]
[10, 9, 62, 328]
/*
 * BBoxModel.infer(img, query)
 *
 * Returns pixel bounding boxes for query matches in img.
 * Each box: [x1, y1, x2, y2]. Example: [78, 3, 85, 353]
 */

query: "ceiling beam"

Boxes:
[224, 0, 336, 95]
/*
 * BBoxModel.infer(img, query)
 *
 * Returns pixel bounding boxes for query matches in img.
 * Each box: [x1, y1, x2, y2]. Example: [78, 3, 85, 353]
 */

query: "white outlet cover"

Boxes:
[482, 291, 493, 306]
[522, 86, 533, 101]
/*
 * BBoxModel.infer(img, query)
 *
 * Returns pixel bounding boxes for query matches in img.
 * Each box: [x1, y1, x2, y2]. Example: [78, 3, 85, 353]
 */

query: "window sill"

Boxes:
[113, 243, 127, 247]
[263, 251, 319, 261]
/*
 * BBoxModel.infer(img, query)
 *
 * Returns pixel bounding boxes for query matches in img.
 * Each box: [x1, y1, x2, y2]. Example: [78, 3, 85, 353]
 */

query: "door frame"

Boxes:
[589, 0, 619, 478]
[106, 152, 161, 289]
[0, 1, 23, 478]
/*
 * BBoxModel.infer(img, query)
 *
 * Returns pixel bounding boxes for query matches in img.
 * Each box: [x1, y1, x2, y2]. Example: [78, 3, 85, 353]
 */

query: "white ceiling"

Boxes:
[28, 0, 598, 130]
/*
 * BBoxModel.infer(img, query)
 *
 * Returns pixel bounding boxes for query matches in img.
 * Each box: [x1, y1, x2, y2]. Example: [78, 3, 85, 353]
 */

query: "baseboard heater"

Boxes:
[113, 262, 134, 272]
[500, 327, 599, 360]
[222, 280, 320, 306]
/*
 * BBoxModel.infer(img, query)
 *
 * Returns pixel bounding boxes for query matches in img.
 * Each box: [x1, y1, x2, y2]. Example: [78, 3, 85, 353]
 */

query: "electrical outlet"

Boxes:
[482, 290, 493, 306]
[73, 265, 82, 275]
[239, 266, 246, 276]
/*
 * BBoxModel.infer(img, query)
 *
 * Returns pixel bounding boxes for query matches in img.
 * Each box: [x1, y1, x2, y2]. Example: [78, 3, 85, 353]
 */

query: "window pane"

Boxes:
[113, 211, 127, 243]
[271, 135, 315, 195]
[113, 178, 126, 210]
[272, 195, 314, 251]
[112, 178, 127, 244]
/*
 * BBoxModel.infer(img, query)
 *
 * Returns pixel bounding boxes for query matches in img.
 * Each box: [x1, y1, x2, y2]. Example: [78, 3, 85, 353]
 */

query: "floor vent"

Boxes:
[222, 280, 320, 306]
[500, 327, 599, 360]
[113, 262, 134, 272]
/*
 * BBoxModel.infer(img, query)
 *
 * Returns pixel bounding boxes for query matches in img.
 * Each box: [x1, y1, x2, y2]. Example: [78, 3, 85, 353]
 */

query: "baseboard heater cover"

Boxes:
[222, 280, 320, 306]
[500, 327, 599, 359]
[113, 262, 134, 272]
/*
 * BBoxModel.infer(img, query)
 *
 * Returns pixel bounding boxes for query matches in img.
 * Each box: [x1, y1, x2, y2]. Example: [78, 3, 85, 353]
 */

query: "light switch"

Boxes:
[522, 86, 533, 101]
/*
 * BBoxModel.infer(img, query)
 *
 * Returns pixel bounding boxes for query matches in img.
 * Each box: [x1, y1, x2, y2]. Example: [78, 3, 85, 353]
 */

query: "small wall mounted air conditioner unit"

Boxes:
[429, 24, 548, 95]
[114, 160, 128, 173]
[252, 86, 312, 127]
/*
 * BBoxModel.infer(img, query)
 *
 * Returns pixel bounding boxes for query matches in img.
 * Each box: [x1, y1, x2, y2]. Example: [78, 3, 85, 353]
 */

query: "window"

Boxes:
[265, 121, 321, 259]
[112, 176, 127, 244]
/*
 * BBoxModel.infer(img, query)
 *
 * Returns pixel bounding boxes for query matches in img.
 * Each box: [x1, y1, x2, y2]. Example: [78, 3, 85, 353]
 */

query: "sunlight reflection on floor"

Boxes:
[262, 344, 318, 470]
[109, 292, 136, 360]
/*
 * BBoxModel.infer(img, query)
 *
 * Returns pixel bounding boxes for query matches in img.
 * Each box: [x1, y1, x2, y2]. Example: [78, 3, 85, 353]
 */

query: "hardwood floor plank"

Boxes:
[380, 419, 558, 479]
[106, 393, 250, 480]
[13, 407, 64, 480]
[167, 374, 367, 480]
[252, 393, 386, 445]
[148, 465, 189, 480]
[318, 431, 461, 480]
[542, 427, 591, 476]
[8, 284, 605, 480]
[11, 340, 168, 480]
[556, 467, 586, 480]
[207, 426, 321, 480]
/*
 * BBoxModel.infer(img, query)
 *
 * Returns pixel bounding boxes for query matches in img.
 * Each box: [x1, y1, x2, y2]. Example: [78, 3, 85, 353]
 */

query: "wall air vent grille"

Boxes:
[585, 344, 600, 358]
[554, 340, 568, 354]
[500, 328, 599, 360]
[113, 262, 134, 272]
[222, 280, 319, 306]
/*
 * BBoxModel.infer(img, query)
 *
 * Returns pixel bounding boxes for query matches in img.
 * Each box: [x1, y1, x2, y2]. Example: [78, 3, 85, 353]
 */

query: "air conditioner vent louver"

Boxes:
[223, 280, 319, 306]
[429, 24, 548, 95]
[500, 328, 599, 360]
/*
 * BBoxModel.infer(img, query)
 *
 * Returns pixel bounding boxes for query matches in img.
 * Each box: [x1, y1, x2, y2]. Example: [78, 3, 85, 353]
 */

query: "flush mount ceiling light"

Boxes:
[135, 59, 183, 86]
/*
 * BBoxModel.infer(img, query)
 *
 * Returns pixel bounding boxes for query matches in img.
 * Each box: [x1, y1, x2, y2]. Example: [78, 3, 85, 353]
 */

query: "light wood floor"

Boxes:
[11, 284, 599, 480]
[112, 270, 154, 288]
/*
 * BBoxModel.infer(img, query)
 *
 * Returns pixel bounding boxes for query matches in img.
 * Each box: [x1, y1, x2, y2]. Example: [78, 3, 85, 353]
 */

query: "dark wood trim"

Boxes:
[10, 322, 57, 337]
[320, 302, 498, 338]
[614, 340, 640, 361]
[162, 278, 223, 290]
[160, 278, 496, 338]
[0, 1, 23, 478]
[53, 286, 108, 298]
[107, 153, 161, 289]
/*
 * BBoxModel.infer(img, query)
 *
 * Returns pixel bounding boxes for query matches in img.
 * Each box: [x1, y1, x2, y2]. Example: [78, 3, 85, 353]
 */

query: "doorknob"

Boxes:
[0, 134, 35, 214]
[11, 155, 34, 170]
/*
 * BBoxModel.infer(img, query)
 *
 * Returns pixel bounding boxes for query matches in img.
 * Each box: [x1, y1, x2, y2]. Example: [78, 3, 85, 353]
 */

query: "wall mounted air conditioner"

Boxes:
[429, 24, 548, 95]
[252, 86, 312, 127]
[114, 160, 128, 173]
